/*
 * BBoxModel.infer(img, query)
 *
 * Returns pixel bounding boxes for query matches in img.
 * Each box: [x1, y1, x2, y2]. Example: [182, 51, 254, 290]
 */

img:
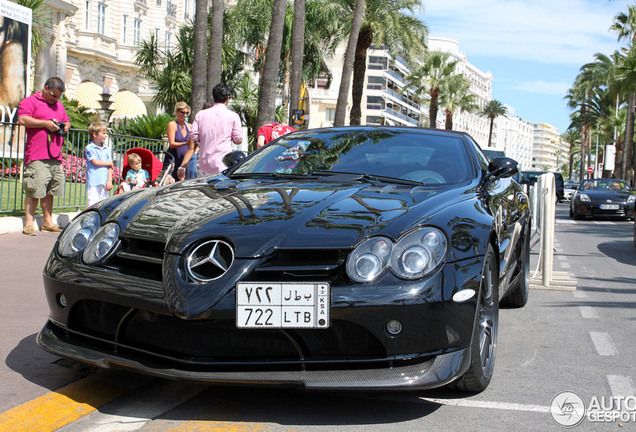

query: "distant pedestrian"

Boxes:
[166, 101, 192, 181]
[17, 77, 70, 236]
[180, 83, 243, 178]
[256, 122, 295, 149]
[84, 122, 114, 206]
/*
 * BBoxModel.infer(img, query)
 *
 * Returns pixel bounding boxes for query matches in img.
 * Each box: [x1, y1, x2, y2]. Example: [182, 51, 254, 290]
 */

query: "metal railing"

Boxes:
[1, 122, 167, 213]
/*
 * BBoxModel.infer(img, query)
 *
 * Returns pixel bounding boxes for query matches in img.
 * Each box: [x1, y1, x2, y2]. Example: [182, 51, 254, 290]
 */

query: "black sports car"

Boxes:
[570, 179, 635, 220]
[37, 126, 530, 392]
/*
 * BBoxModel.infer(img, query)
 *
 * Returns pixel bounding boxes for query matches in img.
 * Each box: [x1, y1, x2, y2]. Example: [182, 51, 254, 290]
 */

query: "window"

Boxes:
[85, 0, 90, 30]
[366, 116, 384, 125]
[155, 28, 160, 39]
[97, 3, 106, 34]
[325, 108, 335, 122]
[366, 96, 385, 111]
[165, 31, 171, 53]
[122, 15, 127, 43]
[184, 0, 189, 18]
[367, 76, 385, 90]
[133, 19, 142, 45]
[368, 56, 388, 70]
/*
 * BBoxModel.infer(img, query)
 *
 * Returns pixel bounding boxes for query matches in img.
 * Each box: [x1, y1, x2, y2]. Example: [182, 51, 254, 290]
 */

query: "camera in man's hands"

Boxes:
[53, 121, 66, 136]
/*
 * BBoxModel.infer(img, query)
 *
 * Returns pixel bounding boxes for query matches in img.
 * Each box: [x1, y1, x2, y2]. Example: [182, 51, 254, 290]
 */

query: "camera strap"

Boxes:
[47, 131, 63, 159]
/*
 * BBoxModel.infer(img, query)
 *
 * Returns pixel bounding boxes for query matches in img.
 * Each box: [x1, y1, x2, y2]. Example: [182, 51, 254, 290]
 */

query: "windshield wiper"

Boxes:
[230, 172, 317, 180]
[312, 171, 424, 186]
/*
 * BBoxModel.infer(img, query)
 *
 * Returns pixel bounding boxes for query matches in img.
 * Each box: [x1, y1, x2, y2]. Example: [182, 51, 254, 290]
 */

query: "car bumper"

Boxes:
[38, 321, 470, 390]
[575, 202, 634, 218]
[38, 251, 485, 390]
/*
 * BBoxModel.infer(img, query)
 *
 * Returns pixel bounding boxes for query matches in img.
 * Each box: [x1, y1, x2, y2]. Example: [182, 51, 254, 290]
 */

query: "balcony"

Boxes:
[384, 88, 419, 110]
[384, 107, 418, 125]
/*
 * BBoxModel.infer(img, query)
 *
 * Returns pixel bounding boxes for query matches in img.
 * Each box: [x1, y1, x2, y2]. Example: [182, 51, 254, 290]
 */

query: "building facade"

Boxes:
[31, 0, 197, 115]
[491, 105, 534, 170]
[531, 122, 562, 171]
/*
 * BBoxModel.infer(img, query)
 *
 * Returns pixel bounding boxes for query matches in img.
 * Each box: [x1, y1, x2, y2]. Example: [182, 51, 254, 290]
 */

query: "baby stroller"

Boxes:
[117, 147, 175, 193]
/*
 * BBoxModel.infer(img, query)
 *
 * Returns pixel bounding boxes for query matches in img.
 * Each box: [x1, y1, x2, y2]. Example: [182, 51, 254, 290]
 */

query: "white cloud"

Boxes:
[421, 0, 630, 65]
[510, 80, 571, 95]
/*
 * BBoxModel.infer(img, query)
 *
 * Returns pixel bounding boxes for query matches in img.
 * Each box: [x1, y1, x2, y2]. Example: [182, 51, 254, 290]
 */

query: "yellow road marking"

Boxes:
[0, 377, 129, 432]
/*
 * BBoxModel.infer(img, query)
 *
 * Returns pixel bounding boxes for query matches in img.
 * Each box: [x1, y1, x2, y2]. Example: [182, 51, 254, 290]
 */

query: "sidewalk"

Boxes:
[0, 212, 80, 235]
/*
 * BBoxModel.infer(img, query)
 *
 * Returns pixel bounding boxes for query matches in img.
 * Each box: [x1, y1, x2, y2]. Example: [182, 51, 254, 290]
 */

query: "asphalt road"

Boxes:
[1, 203, 635, 431]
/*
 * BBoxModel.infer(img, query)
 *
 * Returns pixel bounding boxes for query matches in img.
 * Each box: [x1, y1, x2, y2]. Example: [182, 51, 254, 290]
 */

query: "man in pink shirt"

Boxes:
[17, 77, 70, 235]
[180, 83, 243, 178]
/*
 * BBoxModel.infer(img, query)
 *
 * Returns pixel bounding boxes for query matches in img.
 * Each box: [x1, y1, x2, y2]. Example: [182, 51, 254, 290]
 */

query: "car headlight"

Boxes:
[628, 195, 635, 204]
[346, 237, 392, 282]
[390, 228, 447, 280]
[83, 223, 120, 264]
[580, 194, 591, 202]
[58, 212, 101, 257]
[346, 228, 448, 283]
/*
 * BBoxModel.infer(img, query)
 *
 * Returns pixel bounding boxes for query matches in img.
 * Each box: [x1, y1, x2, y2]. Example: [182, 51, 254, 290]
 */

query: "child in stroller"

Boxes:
[117, 148, 175, 194]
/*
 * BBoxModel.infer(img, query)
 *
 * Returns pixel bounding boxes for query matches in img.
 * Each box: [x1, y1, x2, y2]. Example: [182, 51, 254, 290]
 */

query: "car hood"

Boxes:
[100, 177, 474, 257]
[580, 190, 633, 202]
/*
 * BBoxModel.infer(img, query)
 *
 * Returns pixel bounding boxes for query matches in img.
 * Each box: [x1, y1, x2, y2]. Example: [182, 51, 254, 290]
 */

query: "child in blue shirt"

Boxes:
[118, 152, 149, 193]
[85, 122, 113, 206]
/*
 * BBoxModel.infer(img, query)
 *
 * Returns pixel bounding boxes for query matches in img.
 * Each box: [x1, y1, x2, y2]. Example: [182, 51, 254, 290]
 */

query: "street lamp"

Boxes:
[97, 86, 115, 123]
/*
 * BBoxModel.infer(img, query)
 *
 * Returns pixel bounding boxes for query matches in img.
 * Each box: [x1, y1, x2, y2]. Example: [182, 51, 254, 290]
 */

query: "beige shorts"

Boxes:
[22, 160, 65, 199]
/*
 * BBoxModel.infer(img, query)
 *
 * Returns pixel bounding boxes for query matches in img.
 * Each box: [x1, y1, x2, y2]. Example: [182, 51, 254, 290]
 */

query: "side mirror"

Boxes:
[222, 151, 246, 168]
[486, 157, 519, 184]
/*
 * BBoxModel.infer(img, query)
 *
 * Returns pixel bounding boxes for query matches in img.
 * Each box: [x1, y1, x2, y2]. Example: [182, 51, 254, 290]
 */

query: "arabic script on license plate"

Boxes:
[236, 282, 330, 329]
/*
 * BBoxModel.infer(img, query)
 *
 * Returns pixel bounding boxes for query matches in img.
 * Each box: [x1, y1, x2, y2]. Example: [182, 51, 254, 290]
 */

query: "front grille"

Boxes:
[69, 300, 386, 367]
[107, 237, 165, 281]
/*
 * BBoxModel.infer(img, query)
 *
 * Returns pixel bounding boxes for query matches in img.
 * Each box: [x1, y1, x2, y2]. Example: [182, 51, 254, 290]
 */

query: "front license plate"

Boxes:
[600, 204, 619, 210]
[236, 282, 330, 329]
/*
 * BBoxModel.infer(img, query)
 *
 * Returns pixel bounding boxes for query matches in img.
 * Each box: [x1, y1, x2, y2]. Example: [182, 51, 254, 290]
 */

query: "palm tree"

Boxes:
[439, 75, 478, 131]
[610, 5, 636, 181]
[480, 100, 506, 147]
[14, 0, 49, 55]
[334, 0, 365, 126]
[191, 0, 209, 117]
[288, 0, 306, 126]
[404, 50, 457, 128]
[254, 0, 288, 133]
[561, 128, 580, 180]
[347, 0, 427, 126]
[207, 0, 225, 98]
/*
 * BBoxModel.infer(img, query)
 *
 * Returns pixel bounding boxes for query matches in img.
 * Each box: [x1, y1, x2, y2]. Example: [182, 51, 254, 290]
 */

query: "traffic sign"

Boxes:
[587, 166, 594, 174]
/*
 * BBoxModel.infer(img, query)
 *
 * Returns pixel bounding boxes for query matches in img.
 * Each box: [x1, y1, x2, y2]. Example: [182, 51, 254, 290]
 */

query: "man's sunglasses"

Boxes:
[47, 89, 62, 99]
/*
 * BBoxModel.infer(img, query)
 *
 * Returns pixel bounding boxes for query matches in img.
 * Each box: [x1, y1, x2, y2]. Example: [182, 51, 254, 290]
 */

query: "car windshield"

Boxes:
[580, 179, 631, 191]
[232, 128, 473, 185]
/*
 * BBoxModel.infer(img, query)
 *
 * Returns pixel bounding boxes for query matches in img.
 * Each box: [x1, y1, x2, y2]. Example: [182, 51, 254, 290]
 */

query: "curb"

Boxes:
[0, 212, 81, 235]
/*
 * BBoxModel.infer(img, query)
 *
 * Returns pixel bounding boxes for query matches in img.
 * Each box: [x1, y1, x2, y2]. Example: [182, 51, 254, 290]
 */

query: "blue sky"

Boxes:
[420, 0, 632, 134]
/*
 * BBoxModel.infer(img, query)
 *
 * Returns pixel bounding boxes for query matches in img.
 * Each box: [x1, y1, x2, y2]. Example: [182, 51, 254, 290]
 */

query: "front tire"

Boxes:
[501, 224, 530, 308]
[450, 244, 499, 392]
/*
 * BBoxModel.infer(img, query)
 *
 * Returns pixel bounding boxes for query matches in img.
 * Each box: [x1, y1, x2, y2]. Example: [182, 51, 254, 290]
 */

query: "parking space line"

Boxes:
[590, 332, 618, 356]
[560, 262, 570, 269]
[579, 306, 598, 319]
[0, 378, 129, 432]
[593, 221, 615, 225]
[608, 375, 636, 398]
[556, 219, 577, 224]
[418, 398, 550, 413]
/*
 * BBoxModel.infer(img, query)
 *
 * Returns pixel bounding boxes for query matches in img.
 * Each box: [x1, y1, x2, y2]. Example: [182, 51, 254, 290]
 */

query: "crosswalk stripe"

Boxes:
[590, 332, 618, 356]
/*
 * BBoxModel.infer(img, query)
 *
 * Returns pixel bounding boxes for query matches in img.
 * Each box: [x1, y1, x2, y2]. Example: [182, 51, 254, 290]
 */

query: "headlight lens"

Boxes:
[346, 237, 392, 282]
[58, 212, 101, 257]
[346, 228, 448, 282]
[580, 193, 591, 202]
[390, 228, 447, 280]
[628, 195, 635, 204]
[83, 223, 120, 264]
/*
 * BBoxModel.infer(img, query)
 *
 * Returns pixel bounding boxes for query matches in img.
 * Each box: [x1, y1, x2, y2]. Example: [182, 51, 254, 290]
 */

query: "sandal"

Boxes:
[41, 224, 63, 233]
[23, 226, 36, 236]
